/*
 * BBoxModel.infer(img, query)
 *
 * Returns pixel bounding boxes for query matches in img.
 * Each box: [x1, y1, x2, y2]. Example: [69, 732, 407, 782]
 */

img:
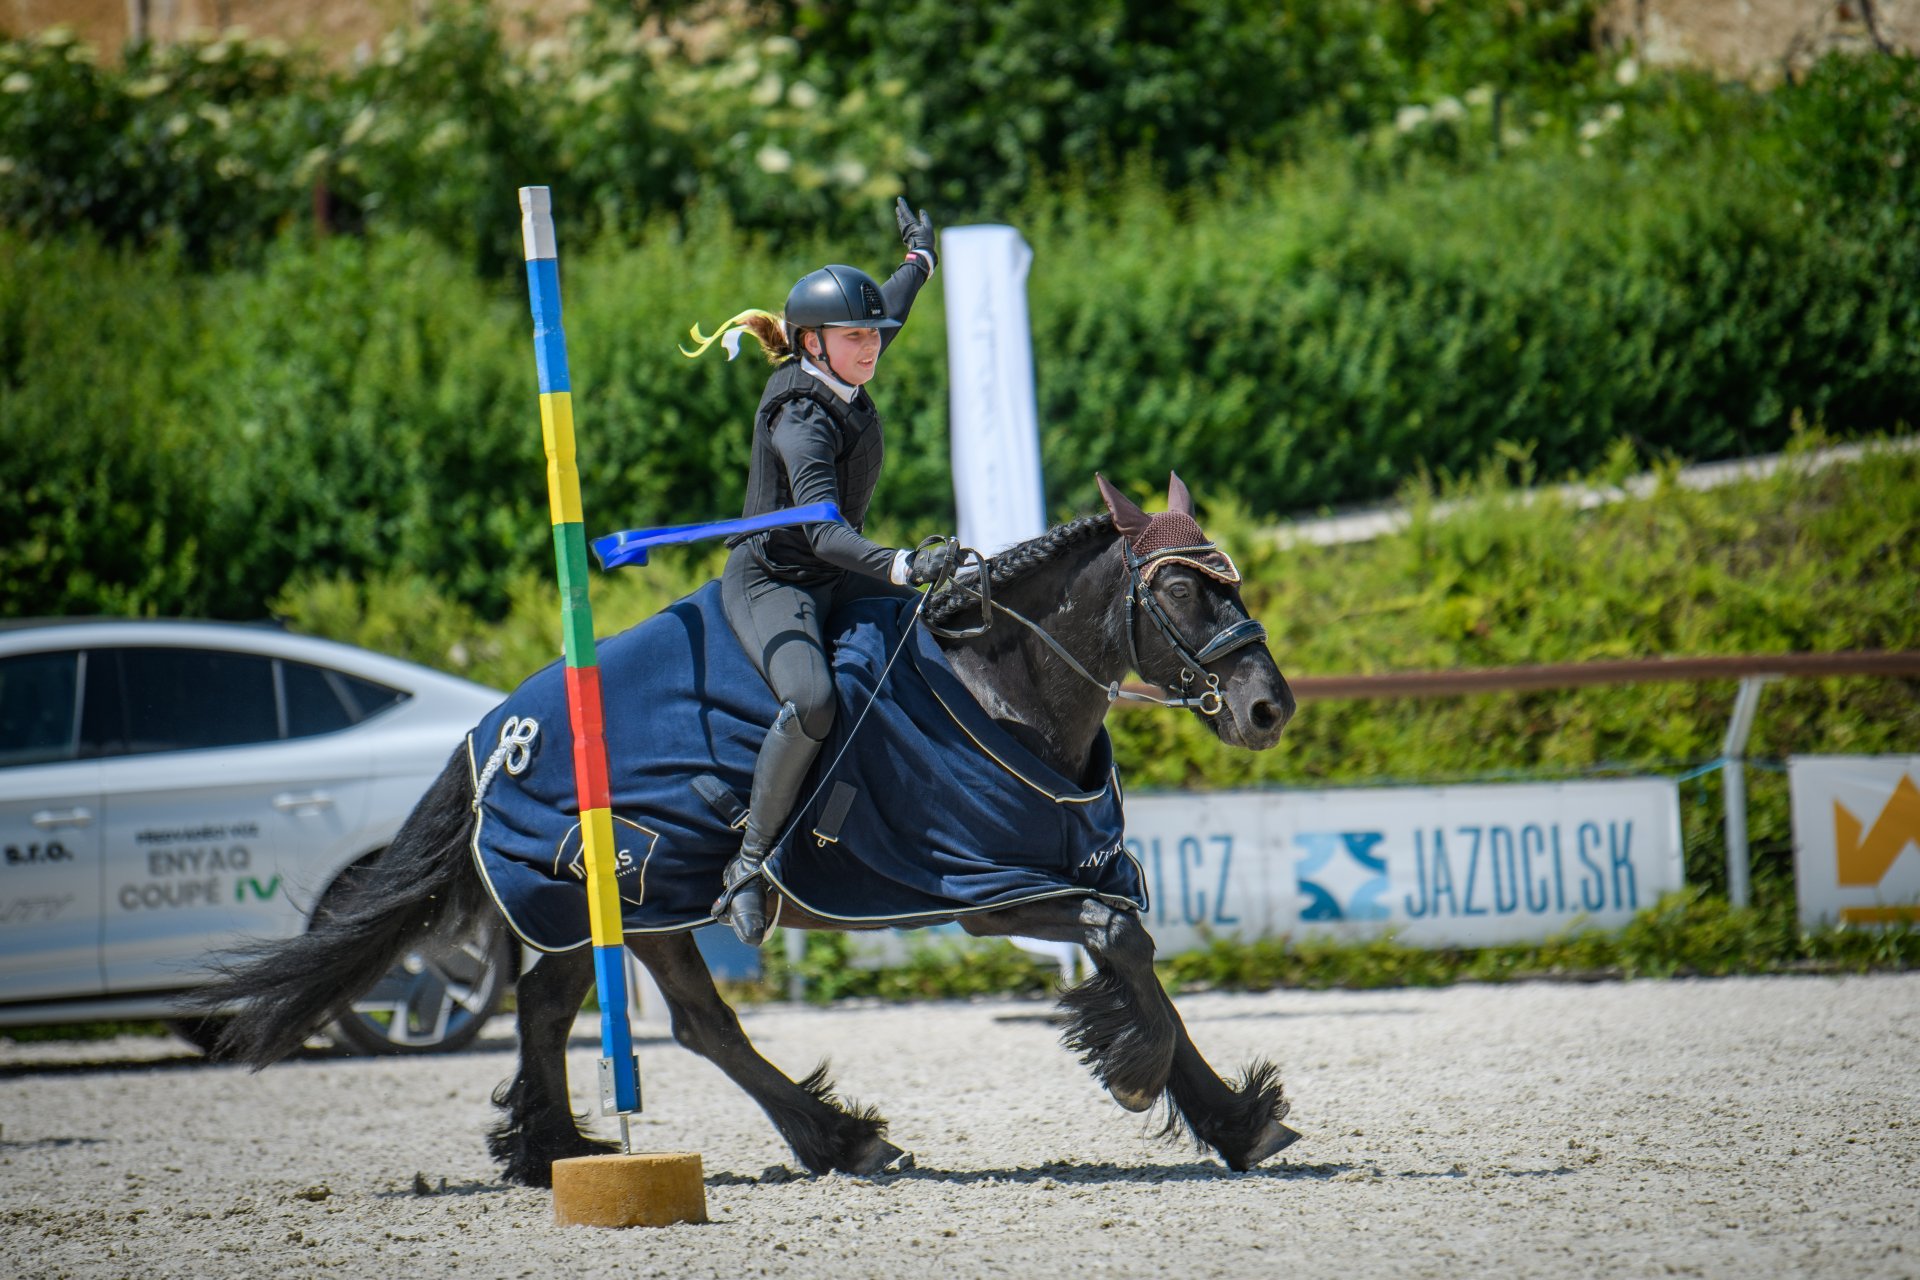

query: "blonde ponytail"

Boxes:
[679, 309, 794, 364]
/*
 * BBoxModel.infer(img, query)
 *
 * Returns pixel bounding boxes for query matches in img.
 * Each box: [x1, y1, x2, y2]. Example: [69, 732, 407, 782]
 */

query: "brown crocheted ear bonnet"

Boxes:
[1096, 473, 1240, 583]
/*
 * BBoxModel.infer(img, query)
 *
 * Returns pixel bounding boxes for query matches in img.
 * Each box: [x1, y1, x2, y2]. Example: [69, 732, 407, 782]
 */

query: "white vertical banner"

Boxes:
[1789, 755, 1920, 929]
[941, 224, 1047, 555]
[941, 228, 1049, 972]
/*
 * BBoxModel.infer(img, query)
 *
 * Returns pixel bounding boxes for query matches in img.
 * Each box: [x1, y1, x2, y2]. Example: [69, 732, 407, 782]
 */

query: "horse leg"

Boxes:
[628, 931, 909, 1176]
[486, 946, 616, 1187]
[964, 898, 1176, 1111]
[964, 898, 1299, 1171]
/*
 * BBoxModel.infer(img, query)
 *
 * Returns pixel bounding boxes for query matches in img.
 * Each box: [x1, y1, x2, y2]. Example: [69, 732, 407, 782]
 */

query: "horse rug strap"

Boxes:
[465, 582, 1146, 951]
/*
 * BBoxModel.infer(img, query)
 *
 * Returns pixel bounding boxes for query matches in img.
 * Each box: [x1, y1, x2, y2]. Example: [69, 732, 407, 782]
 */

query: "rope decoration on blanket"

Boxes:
[473, 716, 540, 811]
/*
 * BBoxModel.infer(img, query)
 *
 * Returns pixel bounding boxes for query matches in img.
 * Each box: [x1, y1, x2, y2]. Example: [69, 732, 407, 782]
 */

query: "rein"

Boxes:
[922, 538, 1268, 717]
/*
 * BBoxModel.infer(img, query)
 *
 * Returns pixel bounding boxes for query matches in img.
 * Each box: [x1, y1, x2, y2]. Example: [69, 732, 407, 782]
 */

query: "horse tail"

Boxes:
[190, 748, 490, 1068]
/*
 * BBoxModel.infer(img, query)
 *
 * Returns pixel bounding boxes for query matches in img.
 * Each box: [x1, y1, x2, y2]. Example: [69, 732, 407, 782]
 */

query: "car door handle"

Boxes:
[272, 791, 335, 813]
[31, 807, 93, 829]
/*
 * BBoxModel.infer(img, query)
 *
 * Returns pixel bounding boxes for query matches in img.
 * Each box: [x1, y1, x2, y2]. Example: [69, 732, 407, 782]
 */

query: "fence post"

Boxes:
[1720, 675, 1777, 908]
[784, 926, 806, 1003]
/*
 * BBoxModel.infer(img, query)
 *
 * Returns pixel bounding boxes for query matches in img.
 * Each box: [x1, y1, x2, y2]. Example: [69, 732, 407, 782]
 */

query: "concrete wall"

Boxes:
[1600, 0, 1916, 82]
[2, 0, 588, 61]
[8, 1, 1916, 78]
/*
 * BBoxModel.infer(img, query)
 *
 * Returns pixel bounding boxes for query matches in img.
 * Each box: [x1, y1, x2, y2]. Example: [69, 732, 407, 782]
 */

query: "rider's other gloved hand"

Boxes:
[896, 197, 937, 275]
[906, 538, 958, 587]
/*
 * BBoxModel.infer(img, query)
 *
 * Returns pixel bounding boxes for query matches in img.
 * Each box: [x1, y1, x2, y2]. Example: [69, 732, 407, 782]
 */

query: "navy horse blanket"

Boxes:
[466, 582, 1145, 951]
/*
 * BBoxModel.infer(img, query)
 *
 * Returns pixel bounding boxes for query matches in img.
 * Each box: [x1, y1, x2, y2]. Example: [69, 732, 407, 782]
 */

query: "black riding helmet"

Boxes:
[784, 264, 901, 333]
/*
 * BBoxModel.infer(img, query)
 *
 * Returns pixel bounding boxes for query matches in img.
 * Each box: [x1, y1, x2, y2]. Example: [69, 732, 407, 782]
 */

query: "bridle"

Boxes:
[1118, 542, 1269, 714]
[921, 537, 1269, 717]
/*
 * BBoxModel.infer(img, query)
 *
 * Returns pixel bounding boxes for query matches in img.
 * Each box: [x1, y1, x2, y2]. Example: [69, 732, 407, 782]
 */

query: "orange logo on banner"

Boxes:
[1835, 774, 1920, 885]
[1834, 773, 1920, 925]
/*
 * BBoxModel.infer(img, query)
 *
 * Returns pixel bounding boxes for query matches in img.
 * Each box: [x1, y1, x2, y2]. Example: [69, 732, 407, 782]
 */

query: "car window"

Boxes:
[280, 660, 357, 738]
[280, 661, 408, 737]
[110, 648, 280, 755]
[336, 672, 407, 721]
[278, 660, 353, 740]
[0, 650, 80, 767]
[78, 650, 122, 758]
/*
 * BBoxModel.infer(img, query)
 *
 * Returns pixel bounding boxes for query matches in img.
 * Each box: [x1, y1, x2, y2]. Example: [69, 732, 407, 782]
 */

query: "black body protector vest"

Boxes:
[730, 359, 886, 584]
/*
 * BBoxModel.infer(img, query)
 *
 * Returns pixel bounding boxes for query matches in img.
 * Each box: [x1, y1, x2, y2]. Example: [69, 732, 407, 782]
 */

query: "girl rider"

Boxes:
[682, 197, 957, 946]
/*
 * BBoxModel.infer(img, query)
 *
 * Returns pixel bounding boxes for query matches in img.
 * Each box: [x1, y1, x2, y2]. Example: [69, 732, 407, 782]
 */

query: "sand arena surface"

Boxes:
[2, 973, 1915, 1279]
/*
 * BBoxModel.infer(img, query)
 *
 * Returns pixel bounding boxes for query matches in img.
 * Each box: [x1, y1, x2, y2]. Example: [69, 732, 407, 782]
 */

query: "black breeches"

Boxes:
[720, 546, 912, 741]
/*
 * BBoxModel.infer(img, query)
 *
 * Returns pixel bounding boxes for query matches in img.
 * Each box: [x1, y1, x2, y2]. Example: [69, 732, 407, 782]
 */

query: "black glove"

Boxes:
[896, 196, 937, 273]
[907, 538, 958, 587]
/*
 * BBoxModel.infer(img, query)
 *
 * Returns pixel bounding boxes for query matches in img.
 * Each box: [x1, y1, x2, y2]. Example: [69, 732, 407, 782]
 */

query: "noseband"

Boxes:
[922, 537, 1268, 716]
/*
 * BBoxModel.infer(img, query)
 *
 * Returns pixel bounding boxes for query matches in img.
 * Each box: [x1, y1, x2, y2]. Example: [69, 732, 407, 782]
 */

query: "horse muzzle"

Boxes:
[1211, 664, 1294, 750]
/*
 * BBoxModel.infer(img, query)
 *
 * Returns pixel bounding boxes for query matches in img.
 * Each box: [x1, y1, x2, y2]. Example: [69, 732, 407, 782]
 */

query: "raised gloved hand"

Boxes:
[907, 537, 959, 587]
[896, 196, 937, 274]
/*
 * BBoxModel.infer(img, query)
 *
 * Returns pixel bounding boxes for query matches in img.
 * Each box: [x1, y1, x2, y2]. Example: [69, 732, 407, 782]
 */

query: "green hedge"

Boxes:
[0, 3, 1606, 266]
[6, 54, 1919, 622]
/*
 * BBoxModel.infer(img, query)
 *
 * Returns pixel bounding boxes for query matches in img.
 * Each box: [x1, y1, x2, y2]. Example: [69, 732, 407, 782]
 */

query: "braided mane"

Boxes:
[923, 513, 1117, 626]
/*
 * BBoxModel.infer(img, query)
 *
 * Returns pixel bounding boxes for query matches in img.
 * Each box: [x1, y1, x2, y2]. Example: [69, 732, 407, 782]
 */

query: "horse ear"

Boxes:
[1096, 473, 1152, 541]
[1167, 471, 1194, 516]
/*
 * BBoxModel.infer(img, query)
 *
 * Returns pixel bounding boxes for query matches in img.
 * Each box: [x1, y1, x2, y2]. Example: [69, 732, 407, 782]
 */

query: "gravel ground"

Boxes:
[2, 973, 1916, 1279]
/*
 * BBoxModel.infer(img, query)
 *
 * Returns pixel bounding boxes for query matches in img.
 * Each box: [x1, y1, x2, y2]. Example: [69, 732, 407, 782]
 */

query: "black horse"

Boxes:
[196, 474, 1299, 1185]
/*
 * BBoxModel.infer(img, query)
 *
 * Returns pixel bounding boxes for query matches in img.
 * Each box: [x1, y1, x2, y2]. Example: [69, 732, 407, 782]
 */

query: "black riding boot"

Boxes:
[714, 702, 822, 946]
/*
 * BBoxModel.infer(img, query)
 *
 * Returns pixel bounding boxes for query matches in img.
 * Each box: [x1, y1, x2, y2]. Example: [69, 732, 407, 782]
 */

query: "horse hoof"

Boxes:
[1108, 1084, 1159, 1113]
[1229, 1121, 1303, 1171]
[848, 1136, 911, 1176]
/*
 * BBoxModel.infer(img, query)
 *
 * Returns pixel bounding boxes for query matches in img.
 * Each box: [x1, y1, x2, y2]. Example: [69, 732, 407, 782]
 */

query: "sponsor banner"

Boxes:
[1788, 755, 1920, 929]
[941, 224, 1047, 556]
[843, 778, 1684, 964]
[1125, 778, 1686, 952]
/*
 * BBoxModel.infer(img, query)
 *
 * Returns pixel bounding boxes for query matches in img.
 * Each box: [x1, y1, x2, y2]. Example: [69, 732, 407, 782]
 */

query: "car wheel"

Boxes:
[327, 912, 516, 1056]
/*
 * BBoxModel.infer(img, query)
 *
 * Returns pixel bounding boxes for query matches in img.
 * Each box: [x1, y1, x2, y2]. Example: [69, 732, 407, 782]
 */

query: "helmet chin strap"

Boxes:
[806, 330, 859, 388]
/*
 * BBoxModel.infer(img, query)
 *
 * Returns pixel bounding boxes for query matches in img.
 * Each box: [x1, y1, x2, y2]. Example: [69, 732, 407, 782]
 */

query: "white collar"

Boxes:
[799, 356, 858, 403]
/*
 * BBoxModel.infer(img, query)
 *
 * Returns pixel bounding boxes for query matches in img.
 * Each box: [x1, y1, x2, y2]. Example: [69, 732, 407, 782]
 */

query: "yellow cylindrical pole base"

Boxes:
[552, 1152, 709, 1228]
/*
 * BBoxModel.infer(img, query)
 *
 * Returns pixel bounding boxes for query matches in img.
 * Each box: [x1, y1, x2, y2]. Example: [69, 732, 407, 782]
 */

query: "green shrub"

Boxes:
[0, 8, 931, 268]
[0, 236, 218, 616]
[4, 41, 1917, 625]
[0, 29, 309, 264]
[779, 0, 1393, 210]
[9, 108, 1920, 624]
[0, 3, 1613, 261]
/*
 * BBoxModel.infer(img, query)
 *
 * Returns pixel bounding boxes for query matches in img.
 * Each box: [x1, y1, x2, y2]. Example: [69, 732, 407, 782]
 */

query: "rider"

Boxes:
[681, 197, 958, 946]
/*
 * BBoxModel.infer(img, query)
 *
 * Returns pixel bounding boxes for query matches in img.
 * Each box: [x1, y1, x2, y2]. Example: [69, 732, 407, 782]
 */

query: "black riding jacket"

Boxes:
[729, 258, 928, 586]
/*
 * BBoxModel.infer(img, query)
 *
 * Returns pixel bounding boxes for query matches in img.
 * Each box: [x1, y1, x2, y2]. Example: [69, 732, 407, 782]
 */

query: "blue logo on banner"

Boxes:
[1295, 831, 1389, 921]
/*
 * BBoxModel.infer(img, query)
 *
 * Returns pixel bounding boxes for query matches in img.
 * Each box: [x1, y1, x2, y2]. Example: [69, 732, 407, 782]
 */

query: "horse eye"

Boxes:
[1166, 580, 1193, 601]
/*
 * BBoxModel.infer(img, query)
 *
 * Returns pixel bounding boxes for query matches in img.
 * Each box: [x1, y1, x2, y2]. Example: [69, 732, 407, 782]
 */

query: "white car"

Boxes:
[0, 619, 509, 1054]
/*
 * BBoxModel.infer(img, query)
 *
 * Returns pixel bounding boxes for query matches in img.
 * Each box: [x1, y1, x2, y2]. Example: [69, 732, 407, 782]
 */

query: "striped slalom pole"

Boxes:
[518, 186, 640, 1138]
